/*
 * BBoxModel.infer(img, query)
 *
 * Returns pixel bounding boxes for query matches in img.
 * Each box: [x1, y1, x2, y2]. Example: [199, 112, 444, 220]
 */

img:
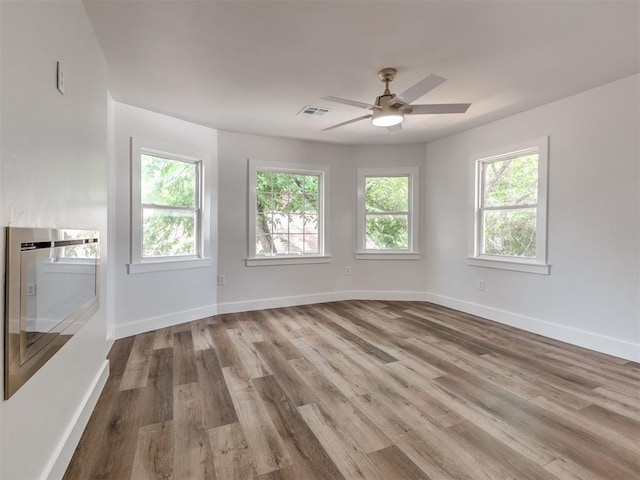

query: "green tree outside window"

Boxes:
[364, 176, 410, 250]
[255, 171, 320, 255]
[141, 154, 199, 257]
[480, 154, 538, 258]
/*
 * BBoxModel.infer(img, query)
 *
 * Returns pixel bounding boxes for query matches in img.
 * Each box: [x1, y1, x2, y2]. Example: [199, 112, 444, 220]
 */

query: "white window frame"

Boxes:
[356, 167, 420, 260]
[247, 159, 330, 266]
[128, 137, 211, 274]
[467, 136, 550, 275]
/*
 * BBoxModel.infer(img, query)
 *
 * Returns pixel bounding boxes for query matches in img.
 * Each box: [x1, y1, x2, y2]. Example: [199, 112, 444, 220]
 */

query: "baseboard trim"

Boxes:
[44, 359, 110, 480]
[216, 290, 429, 315]
[106, 336, 115, 354]
[426, 292, 640, 363]
[350, 290, 430, 302]
[217, 291, 351, 314]
[111, 290, 638, 362]
[114, 304, 218, 339]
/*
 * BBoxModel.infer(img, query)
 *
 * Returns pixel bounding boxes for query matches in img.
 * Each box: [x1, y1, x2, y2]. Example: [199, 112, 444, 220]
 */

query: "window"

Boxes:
[53, 229, 99, 261]
[468, 137, 549, 274]
[140, 153, 200, 257]
[129, 138, 211, 274]
[247, 160, 329, 266]
[356, 167, 419, 260]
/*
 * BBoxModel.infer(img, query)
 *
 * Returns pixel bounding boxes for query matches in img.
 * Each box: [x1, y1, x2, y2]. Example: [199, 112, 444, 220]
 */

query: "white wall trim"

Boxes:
[466, 257, 550, 275]
[348, 290, 430, 302]
[426, 292, 640, 363]
[355, 252, 421, 260]
[114, 289, 638, 362]
[356, 166, 420, 255]
[217, 290, 430, 315]
[43, 360, 109, 480]
[106, 337, 115, 354]
[246, 255, 331, 267]
[114, 303, 218, 339]
[127, 257, 212, 274]
[217, 291, 351, 315]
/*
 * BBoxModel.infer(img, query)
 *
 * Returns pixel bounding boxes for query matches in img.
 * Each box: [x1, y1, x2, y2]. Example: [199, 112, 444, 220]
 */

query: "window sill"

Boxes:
[246, 255, 331, 267]
[355, 251, 421, 260]
[127, 257, 212, 274]
[466, 256, 550, 275]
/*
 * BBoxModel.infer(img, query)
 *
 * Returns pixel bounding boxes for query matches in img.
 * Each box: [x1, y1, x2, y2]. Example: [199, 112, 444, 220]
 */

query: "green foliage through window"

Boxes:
[480, 154, 538, 258]
[141, 154, 199, 258]
[256, 171, 320, 255]
[364, 176, 410, 249]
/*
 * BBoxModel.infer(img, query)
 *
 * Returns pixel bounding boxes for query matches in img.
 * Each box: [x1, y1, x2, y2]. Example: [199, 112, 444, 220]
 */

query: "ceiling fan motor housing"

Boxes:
[375, 94, 396, 107]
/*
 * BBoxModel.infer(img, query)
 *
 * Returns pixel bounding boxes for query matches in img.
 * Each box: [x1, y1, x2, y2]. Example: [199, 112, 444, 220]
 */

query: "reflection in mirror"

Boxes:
[22, 242, 97, 350]
[5, 228, 99, 398]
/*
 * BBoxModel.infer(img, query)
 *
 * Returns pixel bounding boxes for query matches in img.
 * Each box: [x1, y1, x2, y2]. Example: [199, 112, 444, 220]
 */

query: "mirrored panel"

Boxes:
[5, 228, 99, 399]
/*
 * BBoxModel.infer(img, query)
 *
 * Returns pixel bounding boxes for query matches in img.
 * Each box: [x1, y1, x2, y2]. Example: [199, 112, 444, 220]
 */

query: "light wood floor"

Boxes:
[64, 300, 640, 479]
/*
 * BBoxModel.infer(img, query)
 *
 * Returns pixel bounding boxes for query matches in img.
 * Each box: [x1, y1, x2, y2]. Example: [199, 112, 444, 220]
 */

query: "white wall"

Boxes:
[112, 103, 218, 338]
[425, 74, 640, 361]
[217, 131, 428, 312]
[0, 1, 109, 478]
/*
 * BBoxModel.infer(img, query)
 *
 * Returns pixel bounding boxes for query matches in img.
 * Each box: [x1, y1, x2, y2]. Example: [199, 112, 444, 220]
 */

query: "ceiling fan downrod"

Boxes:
[377, 67, 397, 105]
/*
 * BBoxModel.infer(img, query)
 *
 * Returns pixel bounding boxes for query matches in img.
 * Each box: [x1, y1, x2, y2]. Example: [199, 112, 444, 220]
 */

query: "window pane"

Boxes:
[141, 154, 196, 207]
[289, 175, 305, 193]
[484, 155, 538, 208]
[303, 215, 318, 235]
[272, 213, 289, 234]
[255, 170, 321, 257]
[288, 234, 303, 254]
[288, 214, 304, 233]
[287, 193, 305, 215]
[483, 208, 536, 258]
[275, 193, 292, 213]
[257, 192, 275, 213]
[143, 208, 196, 257]
[256, 214, 273, 236]
[365, 176, 409, 213]
[272, 173, 292, 192]
[256, 235, 274, 255]
[256, 171, 273, 194]
[304, 175, 319, 197]
[272, 234, 289, 254]
[304, 234, 319, 254]
[365, 214, 409, 249]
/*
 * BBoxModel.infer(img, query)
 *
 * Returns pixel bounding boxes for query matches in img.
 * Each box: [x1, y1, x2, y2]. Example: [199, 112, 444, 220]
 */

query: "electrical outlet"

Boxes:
[345, 266, 351, 276]
[217, 274, 226, 286]
[26, 284, 36, 296]
[56, 61, 65, 95]
[477, 279, 485, 291]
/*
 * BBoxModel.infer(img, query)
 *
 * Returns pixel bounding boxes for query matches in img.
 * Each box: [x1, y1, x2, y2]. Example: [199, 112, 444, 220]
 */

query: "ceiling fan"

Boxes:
[322, 68, 471, 133]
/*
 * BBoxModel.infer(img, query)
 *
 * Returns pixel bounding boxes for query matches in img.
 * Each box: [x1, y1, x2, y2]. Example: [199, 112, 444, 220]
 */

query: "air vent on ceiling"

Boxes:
[298, 105, 330, 117]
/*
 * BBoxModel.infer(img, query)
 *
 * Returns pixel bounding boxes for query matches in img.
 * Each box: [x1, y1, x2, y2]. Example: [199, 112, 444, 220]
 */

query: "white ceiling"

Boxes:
[83, 0, 639, 145]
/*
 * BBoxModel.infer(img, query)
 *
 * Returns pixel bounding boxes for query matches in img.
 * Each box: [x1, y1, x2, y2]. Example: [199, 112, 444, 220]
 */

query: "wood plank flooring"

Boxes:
[64, 301, 640, 479]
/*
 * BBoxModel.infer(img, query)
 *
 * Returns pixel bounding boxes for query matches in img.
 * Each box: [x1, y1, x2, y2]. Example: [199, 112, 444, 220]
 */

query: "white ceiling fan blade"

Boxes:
[323, 96, 378, 110]
[322, 114, 372, 131]
[394, 74, 447, 105]
[386, 123, 403, 134]
[405, 103, 471, 114]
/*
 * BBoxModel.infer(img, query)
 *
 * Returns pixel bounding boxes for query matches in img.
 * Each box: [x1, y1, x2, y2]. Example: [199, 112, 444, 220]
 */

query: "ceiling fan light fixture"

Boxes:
[371, 107, 404, 127]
